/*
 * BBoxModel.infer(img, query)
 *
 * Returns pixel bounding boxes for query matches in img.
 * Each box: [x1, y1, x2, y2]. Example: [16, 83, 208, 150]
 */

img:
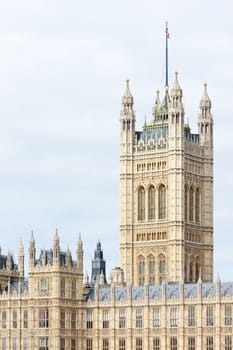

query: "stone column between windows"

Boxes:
[215, 281, 221, 350]
[197, 281, 202, 349]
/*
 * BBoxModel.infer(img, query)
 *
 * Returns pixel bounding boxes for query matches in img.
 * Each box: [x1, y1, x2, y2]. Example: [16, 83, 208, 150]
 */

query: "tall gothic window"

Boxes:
[206, 306, 214, 327]
[148, 185, 155, 220]
[189, 187, 194, 221]
[189, 259, 193, 282]
[195, 188, 200, 223]
[138, 257, 145, 285]
[188, 306, 195, 327]
[138, 187, 145, 221]
[138, 258, 145, 286]
[225, 305, 232, 326]
[149, 257, 155, 285]
[158, 185, 166, 219]
[225, 336, 232, 350]
[185, 185, 188, 221]
[195, 257, 200, 282]
[159, 255, 166, 274]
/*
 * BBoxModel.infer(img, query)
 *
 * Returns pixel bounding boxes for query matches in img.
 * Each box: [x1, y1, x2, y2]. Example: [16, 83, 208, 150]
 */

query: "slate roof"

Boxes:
[86, 282, 233, 302]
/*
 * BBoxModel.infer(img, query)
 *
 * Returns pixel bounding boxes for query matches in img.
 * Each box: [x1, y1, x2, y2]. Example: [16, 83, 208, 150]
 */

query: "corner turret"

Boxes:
[198, 82, 213, 148]
[53, 229, 60, 266]
[29, 231, 36, 270]
[18, 239, 24, 278]
[76, 233, 83, 274]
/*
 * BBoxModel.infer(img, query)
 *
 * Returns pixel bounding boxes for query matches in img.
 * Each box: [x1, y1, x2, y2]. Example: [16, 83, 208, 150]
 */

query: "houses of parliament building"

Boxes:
[0, 61, 233, 350]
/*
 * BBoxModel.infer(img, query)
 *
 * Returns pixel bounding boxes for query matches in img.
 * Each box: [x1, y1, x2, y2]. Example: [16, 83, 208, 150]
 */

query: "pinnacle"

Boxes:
[123, 78, 133, 98]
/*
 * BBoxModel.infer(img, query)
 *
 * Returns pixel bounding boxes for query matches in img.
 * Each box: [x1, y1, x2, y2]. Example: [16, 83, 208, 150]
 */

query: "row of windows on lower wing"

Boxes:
[86, 336, 232, 350]
[0, 338, 75, 350]
[0, 305, 232, 330]
[0, 336, 232, 350]
[86, 305, 233, 329]
[0, 309, 76, 329]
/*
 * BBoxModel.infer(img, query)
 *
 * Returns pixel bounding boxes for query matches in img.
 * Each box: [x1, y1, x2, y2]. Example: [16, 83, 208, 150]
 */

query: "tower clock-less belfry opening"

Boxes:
[120, 74, 213, 286]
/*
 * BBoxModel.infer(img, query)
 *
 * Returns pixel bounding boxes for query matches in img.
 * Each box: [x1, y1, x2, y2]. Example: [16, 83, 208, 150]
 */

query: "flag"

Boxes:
[166, 26, 170, 39]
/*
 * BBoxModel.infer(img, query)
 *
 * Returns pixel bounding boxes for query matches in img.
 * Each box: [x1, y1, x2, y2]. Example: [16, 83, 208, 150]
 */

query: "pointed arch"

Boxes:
[195, 188, 200, 223]
[189, 256, 194, 282]
[185, 185, 188, 221]
[189, 186, 194, 221]
[148, 185, 156, 220]
[138, 186, 145, 221]
[148, 254, 155, 285]
[138, 255, 145, 286]
[158, 184, 166, 219]
[158, 254, 166, 274]
[195, 256, 200, 282]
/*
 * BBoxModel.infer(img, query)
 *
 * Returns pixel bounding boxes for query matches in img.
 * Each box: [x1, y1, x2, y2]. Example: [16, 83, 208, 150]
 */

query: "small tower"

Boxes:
[120, 79, 135, 153]
[18, 239, 24, 279]
[53, 229, 60, 266]
[198, 82, 213, 149]
[76, 233, 83, 274]
[91, 241, 107, 285]
[66, 247, 72, 267]
[152, 89, 161, 117]
[29, 231, 36, 270]
[6, 251, 12, 271]
[169, 71, 184, 145]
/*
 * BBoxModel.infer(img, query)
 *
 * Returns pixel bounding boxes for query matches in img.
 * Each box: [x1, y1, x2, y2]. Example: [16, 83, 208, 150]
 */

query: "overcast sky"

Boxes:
[0, 0, 232, 281]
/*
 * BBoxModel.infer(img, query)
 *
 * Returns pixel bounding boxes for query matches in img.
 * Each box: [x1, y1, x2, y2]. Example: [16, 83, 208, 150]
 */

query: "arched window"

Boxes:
[60, 278, 65, 298]
[158, 184, 166, 219]
[159, 255, 166, 274]
[185, 185, 188, 221]
[138, 257, 145, 286]
[184, 256, 188, 282]
[138, 187, 145, 221]
[148, 185, 155, 220]
[189, 259, 193, 282]
[189, 187, 194, 221]
[149, 257, 155, 285]
[195, 188, 200, 223]
[195, 257, 200, 282]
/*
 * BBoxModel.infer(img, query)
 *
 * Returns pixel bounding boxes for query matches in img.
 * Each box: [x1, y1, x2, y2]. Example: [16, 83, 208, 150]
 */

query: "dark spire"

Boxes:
[91, 241, 107, 285]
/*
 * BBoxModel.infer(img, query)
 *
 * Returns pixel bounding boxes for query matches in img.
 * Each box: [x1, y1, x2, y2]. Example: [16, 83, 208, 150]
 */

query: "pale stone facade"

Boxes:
[0, 74, 232, 350]
[120, 75, 213, 285]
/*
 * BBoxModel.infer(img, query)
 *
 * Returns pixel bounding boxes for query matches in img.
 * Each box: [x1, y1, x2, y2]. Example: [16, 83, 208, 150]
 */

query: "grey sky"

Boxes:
[0, 0, 232, 280]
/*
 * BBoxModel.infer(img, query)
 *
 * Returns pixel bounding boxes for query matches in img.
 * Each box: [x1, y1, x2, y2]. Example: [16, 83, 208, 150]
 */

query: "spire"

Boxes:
[53, 228, 60, 263]
[153, 89, 161, 117]
[29, 231, 36, 269]
[170, 71, 183, 109]
[77, 232, 83, 249]
[200, 82, 211, 109]
[66, 246, 72, 267]
[18, 239, 24, 255]
[171, 71, 182, 97]
[122, 79, 134, 108]
[159, 86, 170, 112]
[91, 241, 107, 285]
[30, 231, 35, 247]
[18, 239, 24, 277]
[76, 233, 83, 273]
[53, 228, 60, 246]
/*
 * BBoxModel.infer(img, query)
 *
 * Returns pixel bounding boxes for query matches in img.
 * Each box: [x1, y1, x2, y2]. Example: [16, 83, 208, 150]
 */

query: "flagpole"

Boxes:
[165, 21, 169, 87]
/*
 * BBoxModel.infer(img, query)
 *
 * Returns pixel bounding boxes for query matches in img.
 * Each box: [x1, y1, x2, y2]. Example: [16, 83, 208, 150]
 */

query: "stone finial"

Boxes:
[122, 78, 134, 107]
[200, 82, 211, 108]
